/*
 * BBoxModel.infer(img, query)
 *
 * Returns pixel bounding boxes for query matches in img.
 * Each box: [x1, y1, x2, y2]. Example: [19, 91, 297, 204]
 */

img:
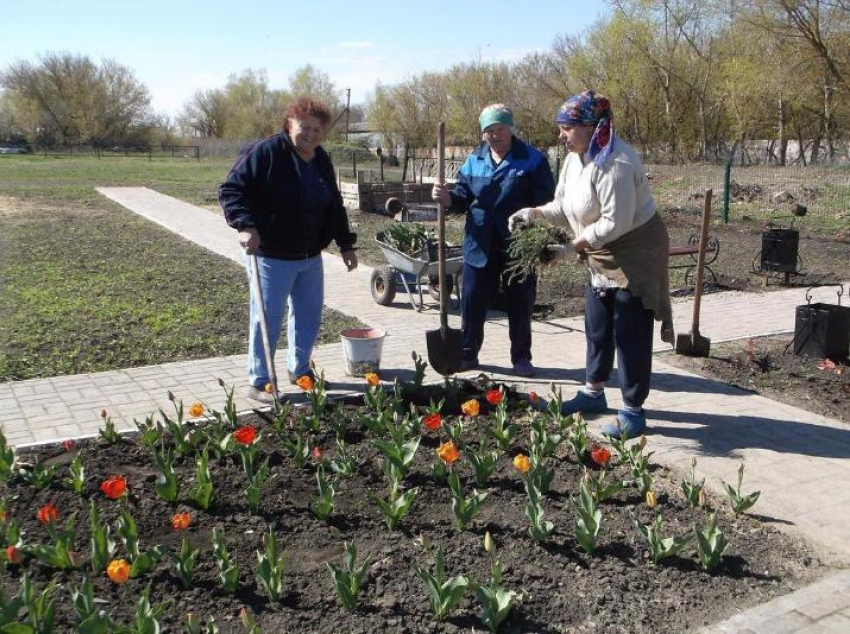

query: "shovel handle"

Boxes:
[248, 250, 278, 393]
[437, 122, 448, 331]
[691, 189, 713, 329]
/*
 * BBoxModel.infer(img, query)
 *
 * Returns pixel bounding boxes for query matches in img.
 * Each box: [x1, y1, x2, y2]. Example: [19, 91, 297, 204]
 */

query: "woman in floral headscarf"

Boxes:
[509, 90, 673, 439]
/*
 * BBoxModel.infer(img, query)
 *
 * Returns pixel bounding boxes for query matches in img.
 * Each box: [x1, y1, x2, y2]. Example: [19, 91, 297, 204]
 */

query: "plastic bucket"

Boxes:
[340, 328, 386, 376]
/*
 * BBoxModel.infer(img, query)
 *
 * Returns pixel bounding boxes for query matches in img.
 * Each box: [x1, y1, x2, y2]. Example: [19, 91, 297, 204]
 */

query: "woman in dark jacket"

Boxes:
[219, 96, 357, 403]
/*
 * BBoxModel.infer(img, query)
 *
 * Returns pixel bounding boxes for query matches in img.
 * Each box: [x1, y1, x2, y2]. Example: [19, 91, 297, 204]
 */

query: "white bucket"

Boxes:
[340, 328, 386, 376]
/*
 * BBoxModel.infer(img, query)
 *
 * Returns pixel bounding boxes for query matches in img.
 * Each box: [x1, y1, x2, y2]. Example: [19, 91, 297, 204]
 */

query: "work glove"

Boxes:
[508, 207, 542, 233]
[541, 243, 575, 265]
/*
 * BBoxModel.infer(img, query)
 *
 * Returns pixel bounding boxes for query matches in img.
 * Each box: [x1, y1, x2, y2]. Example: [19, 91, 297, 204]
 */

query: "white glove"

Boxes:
[508, 207, 542, 233]
[542, 243, 575, 265]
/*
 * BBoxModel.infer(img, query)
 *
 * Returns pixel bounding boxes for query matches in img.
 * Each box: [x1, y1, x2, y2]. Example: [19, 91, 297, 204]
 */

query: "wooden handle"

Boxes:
[436, 122, 448, 331]
[691, 189, 713, 329]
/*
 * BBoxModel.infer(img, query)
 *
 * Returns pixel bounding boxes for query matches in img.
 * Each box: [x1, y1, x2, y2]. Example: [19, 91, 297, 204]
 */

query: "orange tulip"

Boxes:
[296, 375, 315, 391]
[529, 391, 539, 403]
[423, 413, 443, 431]
[590, 446, 611, 467]
[513, 454, 531, 474]
[171, 512, 192, 530]
[436, 441, 460, 465]
[5, 546, 22, 565]
[107, 558, 131, 584]
[264, 383, 275, 394]
[100, 475, 127, 500]
[37, 502, 58, 525]
[188, 402, 204, 418]
[460, 399, 480, 417]
[364, 373, 380, 387]
[233, 425, 257, 445]
[485, 389, 503, 406]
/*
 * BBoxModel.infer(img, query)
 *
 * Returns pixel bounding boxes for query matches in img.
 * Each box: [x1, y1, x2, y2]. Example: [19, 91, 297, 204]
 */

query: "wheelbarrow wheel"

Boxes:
[428, 274, 454, 301]
[371, 266, 397, 305]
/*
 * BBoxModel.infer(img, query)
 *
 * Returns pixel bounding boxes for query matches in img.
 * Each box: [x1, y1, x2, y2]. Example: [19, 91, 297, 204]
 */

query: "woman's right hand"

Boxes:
[431, 184, 451, 207]
[239, 228, 260, 250]
[508, 207, 542, 233]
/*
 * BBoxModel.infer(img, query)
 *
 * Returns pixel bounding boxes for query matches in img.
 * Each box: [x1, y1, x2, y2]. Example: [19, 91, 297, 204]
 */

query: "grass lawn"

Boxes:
[0, 156, 364, 382]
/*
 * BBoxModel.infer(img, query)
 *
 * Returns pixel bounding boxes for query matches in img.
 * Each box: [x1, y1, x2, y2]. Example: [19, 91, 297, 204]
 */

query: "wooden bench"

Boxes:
[668, 234, 720, 286]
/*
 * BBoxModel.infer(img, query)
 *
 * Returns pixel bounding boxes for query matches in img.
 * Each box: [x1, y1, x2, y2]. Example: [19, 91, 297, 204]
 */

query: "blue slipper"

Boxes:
[602, 409, 647, 440]
[561, 391, 608, 416]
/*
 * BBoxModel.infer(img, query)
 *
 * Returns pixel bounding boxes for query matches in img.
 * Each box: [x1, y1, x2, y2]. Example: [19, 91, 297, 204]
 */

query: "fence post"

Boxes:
[352, 151, 357, 180]
[722, 160, 731, 223]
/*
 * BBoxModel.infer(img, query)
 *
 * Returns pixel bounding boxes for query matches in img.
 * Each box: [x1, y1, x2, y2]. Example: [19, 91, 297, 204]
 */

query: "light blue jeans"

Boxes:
[246, 254, 323, 388]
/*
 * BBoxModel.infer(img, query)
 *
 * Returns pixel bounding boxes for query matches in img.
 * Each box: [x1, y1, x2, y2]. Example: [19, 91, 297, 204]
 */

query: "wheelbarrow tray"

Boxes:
[375, 235, 464, 277]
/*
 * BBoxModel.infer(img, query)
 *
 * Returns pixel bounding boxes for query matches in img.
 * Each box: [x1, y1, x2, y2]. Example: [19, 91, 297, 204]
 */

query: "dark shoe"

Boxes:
[602, 409, 647, 440]
[561, 391, 608, 416]
[512, 359, 536, 377]
[246, 386, 285, 404]
[458, 358, 480, 373]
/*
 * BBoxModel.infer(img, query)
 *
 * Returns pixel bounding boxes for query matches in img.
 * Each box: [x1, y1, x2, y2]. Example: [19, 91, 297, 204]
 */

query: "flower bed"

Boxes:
[0, 363, 820, 633]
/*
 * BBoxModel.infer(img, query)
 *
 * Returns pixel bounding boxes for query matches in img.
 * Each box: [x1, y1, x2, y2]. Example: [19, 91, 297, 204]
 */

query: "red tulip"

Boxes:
[5, 546, 22, 564]
[423, 413, 442, 431]
[62, 439, 75, 452]
[37, 501, 58, 525]
[485, 389, 504, 406]
[100, 475, 127, 500]
[233, 425, 257, 445]
[590, 446, 611, 467]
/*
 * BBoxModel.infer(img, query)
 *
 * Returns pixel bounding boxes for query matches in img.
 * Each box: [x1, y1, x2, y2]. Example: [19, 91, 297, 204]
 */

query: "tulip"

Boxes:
[484, 531, 494, 553]
[171, 512, 192, 530]
[296, 375, 315, 391]
[422, 413, 442, 431]
[188, 402, 204, 418]
[485, 389, 504, 406]
[364, 373, 380, 387]
[0, 511, 8, 523]
[646, 490, 657, 508]
[37, 501, 58, 525]
[513, 454, 531, 474]
[590, 445, 611, 467]
[460, 399, 480, 417]
[311, 446, 323, 461]
[233, 425, 257, 445]
[62, 439, 75, 452]
[100, 409, 108, 419]
[100, 475, 127, 500]
[107, 558, 131, 584]
[638, 435, 647, 449]
[698, 488, 708, 508]
[264, 383, 275, 394]
[529, 391, 539, 403]
[436, 441, 460, 465]
[5, 546, 22, 565]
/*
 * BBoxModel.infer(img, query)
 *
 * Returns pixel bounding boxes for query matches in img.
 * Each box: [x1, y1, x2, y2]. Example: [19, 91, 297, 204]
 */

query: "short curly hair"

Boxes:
[282, 96, 332, 132]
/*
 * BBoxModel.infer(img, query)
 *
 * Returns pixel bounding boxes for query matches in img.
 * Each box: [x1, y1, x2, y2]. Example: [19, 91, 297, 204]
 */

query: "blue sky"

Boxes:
[1, 0, 609, 117]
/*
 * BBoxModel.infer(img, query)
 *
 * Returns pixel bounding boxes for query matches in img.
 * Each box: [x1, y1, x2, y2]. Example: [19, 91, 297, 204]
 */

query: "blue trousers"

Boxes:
[246, 254, 323, 388]
[584, 286, 655, 408]
[461, 250, 536, 364]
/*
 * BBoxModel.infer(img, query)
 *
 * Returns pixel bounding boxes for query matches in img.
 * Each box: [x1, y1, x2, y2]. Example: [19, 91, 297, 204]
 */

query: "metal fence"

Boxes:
[24, 145, 200, 161]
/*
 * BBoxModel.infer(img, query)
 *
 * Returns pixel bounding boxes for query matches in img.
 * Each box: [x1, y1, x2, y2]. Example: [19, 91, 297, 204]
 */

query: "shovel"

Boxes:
[675, 189, 713, 357]
[426, 122, 463, 376]
[248, 249, 278, 393]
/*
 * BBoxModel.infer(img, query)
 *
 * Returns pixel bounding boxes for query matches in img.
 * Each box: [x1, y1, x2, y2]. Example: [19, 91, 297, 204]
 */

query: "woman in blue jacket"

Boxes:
[432, 104, 554, 377]
[220, 96, 358, 403]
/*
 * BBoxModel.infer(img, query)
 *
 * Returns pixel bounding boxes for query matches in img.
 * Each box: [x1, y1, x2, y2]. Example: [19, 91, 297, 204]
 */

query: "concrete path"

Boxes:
[2, 186, 849, 632]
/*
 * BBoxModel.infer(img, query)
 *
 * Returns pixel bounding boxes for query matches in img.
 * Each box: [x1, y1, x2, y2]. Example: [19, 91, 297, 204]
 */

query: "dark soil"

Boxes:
[662, 335, 850, 423]
[3, 380, 822, 633]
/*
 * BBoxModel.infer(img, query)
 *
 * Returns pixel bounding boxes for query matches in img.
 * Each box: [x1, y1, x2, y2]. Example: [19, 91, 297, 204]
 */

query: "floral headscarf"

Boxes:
[555, 90, 616, 168]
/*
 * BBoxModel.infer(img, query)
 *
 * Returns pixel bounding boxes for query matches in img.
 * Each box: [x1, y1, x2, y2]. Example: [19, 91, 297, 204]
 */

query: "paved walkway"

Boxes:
[2, 187, 849, 632]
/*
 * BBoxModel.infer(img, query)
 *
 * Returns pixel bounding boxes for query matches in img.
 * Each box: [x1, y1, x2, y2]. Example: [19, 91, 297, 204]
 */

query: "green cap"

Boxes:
[479, 103, 514, 131]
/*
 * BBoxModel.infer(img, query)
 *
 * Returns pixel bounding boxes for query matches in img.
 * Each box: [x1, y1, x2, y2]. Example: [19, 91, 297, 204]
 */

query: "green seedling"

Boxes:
[574, 480, 602, 555]
[0, 428, 17, 483]
[414, 545, 469, 621]
[634, 514, 692, 564]
[524, 481, 554, 542]
[153, 444, 180, 503]
[99, 410, 120, 444]
[70, 575, 110, 630]
[371, 487, 418, 530]
[256, 525, 285, 601]
[473, 533, 523, 633]
[212, 527, 239, 594]
[722, 463, 761, 516]
[694, 511, 729, 572]
[66, 452, 86, 495]
[329, 438, 357, 477]
[328, 541, 371, 612]
[19, 461, 59, 490]
[448, 470, 488, 531]
[466, 438, 500, 488]
[681, 457, 705, 508]
[189, 449, 215, 510]
[309, 465, 335, 521]
[88, 500, 116, 574]
[167, 537, 199, 589]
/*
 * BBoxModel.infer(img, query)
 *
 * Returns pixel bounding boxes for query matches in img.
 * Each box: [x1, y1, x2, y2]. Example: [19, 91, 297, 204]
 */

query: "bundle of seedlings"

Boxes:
[505, 221, 571, 284]
[380, 222, 434, 257]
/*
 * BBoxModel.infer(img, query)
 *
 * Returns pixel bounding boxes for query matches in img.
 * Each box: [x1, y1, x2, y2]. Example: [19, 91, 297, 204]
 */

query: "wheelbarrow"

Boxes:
[370, 232, 464, 311]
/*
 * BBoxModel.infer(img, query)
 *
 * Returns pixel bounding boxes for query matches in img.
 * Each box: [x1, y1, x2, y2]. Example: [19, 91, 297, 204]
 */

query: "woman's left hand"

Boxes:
[342, 250, 358, 271]
[572, 237, 590, 255]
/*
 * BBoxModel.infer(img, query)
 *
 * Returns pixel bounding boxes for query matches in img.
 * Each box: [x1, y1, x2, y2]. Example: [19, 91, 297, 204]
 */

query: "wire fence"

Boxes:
[22, 145, 200, 160]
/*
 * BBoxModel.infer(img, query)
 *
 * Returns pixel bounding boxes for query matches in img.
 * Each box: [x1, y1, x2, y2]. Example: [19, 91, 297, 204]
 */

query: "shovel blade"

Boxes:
[674, 331, 711, 357]
[426, 326, 464, 376]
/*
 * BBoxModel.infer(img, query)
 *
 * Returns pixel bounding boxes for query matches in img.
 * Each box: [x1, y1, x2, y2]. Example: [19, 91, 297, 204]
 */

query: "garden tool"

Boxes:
[426, 121, 463, 375]
[675, 189, 713, 357]
[248, 249, 278, 393]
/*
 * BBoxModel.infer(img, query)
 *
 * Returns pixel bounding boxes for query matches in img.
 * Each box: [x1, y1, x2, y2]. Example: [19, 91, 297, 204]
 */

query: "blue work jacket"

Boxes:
[449, 137, 555, 268]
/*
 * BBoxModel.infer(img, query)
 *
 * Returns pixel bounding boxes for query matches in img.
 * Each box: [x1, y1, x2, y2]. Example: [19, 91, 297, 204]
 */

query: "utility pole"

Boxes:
[345, 88, 351, 143]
